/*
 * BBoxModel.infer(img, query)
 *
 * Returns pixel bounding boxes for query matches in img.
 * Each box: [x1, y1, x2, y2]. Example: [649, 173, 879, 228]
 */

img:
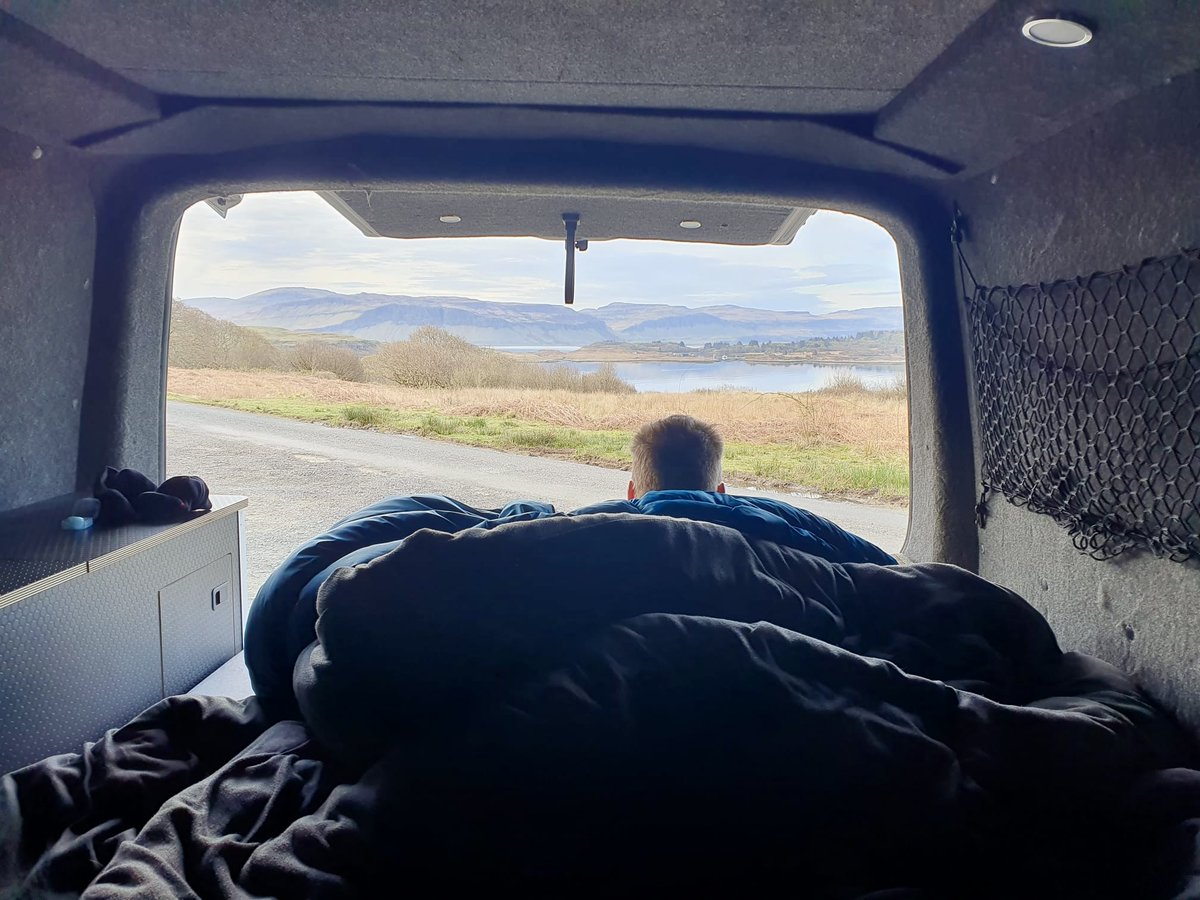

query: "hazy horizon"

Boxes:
[180, 284, 901, 317]
[174, 192, 902, 314]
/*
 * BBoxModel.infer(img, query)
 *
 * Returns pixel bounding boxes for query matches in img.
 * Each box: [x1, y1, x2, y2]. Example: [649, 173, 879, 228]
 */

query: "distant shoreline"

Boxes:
[240, 321, 907, 367]
[516, 348, 906, 367]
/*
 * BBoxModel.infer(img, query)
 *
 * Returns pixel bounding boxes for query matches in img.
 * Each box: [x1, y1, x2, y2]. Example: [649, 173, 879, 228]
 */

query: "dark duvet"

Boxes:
[3, 512, 1200, 898]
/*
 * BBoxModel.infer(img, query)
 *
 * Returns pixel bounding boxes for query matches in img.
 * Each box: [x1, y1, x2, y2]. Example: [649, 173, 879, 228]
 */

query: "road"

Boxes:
[166, 402, 910, 597]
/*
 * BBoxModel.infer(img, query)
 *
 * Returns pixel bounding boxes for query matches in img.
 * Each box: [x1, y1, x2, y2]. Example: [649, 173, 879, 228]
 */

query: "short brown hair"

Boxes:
[630, 415, 724, 494]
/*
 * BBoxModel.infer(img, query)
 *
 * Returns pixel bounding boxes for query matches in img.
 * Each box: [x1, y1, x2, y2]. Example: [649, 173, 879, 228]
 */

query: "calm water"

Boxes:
[542, 359, 905, 393]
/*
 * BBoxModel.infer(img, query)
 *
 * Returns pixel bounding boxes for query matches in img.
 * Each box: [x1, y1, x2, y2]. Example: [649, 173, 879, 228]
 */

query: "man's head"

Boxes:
[628, 414, 725, 500]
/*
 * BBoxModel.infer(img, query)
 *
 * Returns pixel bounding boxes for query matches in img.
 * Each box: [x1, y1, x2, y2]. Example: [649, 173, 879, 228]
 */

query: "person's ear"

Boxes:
[716, 482, 726, 494]
[628, 480, 637, 500]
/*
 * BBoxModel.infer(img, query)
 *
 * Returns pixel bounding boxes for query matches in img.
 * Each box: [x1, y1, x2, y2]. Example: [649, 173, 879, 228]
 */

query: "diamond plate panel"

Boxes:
[0, 559, 78, 597]
[0, 495, 244, 600]
[0, 512, 242, 773]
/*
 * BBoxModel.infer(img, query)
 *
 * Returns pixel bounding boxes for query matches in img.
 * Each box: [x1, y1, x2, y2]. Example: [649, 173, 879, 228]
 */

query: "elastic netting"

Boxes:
[962, 246, 1200, 562]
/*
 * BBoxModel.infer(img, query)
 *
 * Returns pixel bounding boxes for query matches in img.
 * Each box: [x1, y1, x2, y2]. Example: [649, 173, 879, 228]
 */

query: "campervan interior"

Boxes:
[1, 2, 1198, 895]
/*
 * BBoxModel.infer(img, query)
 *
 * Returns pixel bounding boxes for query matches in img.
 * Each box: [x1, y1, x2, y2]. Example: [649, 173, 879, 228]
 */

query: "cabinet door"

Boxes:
[159, 554, 237, 697]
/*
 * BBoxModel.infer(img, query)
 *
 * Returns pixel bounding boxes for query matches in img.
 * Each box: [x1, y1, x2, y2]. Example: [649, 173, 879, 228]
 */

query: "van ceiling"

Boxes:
[7, 1, 993, 112]
[2, 1, 1198, 178]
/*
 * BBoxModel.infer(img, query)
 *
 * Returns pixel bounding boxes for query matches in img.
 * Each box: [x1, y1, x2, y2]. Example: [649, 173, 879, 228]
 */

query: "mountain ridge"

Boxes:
[183, 287, 903, 346]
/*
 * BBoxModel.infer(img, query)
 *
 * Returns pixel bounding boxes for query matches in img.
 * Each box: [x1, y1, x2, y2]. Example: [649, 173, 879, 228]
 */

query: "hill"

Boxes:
[245, 325, 382, 356]
[183, 287, 903, 347]
[186, 288, 616, 346]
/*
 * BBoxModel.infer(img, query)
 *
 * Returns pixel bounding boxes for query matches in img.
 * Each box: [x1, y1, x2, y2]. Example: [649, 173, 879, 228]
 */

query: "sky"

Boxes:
[173, 191, 901, 313]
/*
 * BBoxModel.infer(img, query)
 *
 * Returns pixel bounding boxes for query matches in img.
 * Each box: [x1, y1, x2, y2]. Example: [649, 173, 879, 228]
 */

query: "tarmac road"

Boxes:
[166, 401, 910, 598]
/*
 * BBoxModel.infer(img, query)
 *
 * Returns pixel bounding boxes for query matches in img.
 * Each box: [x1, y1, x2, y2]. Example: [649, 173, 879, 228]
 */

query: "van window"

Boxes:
[168, 191, 909, 594]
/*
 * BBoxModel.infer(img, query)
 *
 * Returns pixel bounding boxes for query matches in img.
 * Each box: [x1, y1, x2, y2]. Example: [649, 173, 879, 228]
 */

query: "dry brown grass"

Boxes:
[168, 368, 909, 455]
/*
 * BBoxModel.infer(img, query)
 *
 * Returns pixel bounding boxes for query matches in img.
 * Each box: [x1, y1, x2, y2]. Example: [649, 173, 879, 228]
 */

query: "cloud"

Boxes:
[173, 193, 902, 312]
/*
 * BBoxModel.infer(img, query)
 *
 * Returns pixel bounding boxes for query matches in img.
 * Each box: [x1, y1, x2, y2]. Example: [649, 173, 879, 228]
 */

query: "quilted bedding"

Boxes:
[3, 501, 1198, 898]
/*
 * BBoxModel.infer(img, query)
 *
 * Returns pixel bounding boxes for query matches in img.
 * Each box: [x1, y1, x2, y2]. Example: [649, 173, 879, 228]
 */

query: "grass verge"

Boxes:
[170, 392, 909, 503]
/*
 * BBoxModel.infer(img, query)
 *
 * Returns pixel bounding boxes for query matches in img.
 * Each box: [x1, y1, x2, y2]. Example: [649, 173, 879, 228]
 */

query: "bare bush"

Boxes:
[815, 372, 908, 400]
[284, 340, 366, 382]
[369, 326, 633, 393]
[168, 301, 282, 370]
[371, 326, 470, 388]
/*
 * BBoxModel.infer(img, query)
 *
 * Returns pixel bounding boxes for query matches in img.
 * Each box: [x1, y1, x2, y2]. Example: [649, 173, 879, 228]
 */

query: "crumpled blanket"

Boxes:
[244, 491, 895, 716]
[3, 513, 1198, 898]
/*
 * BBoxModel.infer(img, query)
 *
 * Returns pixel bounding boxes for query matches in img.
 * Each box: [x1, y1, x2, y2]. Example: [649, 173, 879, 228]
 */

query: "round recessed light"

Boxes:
[439, 214, 462, 224]
[1022, 16, 1092, 48]
[679, 220, 702, 229]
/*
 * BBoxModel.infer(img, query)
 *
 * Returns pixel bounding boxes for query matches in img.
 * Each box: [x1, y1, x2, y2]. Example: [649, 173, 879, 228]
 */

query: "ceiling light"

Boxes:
[679, 220, 702, 229]
[1022, 16, 1092, 48]
[439, 214, 461, 224]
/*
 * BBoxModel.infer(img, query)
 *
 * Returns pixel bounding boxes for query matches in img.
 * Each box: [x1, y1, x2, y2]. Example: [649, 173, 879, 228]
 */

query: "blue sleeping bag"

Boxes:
[573, 491, 895, 567]
[244, 491, 895, 715]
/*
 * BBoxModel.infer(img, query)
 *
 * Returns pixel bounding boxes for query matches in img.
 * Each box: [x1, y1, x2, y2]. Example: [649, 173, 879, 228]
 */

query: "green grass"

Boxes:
[724, 443, 909, 500]
[342, 404, 385, 426]
[170, 394, 909, 502]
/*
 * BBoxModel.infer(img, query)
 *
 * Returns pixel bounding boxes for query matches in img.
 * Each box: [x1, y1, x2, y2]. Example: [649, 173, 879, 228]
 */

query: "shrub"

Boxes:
[877, 374, 910, 401]
[371, 326, 472, 388]
[816, 372, 908, 399]
[168, 301, 370, 383]
[368, 326, 633, 393]
[168, 301, 282, 370]
[284, 340, 366, 382]
[819, 372, 872, 395]
[585, 363, 629, 393]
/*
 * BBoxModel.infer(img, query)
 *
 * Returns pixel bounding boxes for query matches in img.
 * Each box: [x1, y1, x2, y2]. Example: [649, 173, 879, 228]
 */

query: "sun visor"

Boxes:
[317, 190, 814, 246]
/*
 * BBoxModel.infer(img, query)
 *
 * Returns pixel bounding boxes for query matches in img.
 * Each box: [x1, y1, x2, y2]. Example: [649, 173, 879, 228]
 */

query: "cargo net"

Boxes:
[964, 247, 1200, 562]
